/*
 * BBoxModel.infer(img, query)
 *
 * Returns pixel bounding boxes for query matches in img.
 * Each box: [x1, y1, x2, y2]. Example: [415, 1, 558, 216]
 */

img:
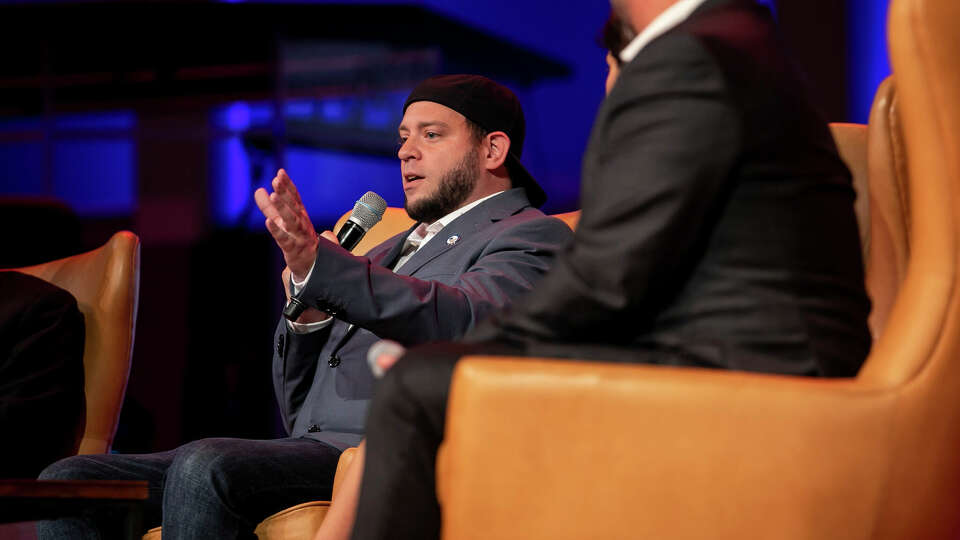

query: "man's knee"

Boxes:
[168, 438, 237, 484]
[38, 455, 99, 481]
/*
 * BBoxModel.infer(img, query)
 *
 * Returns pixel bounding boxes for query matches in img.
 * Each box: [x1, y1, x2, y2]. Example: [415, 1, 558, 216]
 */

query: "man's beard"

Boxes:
[405, 149, 480, 223]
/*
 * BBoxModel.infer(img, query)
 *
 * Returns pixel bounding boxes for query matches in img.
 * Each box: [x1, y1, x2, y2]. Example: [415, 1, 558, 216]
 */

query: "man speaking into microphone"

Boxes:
[254, 74, 572, 457]
[38, 74, 571, 539]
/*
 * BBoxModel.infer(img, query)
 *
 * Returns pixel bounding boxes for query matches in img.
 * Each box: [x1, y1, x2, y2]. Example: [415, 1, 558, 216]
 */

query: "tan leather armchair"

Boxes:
[11, 231, 140, 456]
[252, 447, 359, 540]
[437, 0, 960, 538]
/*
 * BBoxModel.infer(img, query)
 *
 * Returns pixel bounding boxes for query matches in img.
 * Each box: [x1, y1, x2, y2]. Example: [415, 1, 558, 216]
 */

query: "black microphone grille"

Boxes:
[351, 191, 388, 230]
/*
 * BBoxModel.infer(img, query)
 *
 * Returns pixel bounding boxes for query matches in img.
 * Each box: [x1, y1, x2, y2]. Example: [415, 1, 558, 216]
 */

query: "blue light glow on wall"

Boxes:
[210, 101, 267, 227]
[210, 140, 404, 230]
[54, 110, 136, 131]
[847, 0, 892, 123]
[0, 111, 137, 217]
[53, 139, 136, 215]
[6, 0, 881, 227]
[210, 94, 411, 230]
[321, 100, 347, 123]
[0, 142, 45, 195]
[217, 102, 253, 131]
[285, 148, 403, 227]
[211, 136, 254, 227]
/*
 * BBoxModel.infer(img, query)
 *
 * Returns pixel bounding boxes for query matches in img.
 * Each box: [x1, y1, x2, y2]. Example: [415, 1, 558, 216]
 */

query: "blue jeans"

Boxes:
[37, 437, 341, 540]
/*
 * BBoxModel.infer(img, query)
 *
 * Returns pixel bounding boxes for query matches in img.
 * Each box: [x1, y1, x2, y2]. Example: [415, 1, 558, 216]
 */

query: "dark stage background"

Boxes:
[0, 0, 891, 452]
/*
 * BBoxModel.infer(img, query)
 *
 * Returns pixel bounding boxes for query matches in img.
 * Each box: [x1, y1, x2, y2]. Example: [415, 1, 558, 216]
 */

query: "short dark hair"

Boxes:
[465, 117, 517, 185]
[465, 117, 488, 145]
[597, 12, 634, 64]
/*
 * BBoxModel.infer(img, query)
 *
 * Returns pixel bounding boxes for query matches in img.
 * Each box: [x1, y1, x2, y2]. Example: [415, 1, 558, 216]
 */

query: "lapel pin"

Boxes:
[446, 235, 460, 246]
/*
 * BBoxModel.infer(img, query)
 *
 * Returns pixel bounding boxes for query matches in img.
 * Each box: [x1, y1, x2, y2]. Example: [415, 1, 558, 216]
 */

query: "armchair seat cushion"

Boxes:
[253, 501, 332, 540]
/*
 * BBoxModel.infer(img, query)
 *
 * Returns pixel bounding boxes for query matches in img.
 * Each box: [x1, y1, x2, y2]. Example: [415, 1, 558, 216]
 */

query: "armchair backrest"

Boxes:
[830, 78, 910, 341]
[334, 208, 415, 257]
[438, 3, 960, 533]
[857, 0, 960, 534]
[14, 231, 140, 454]
[858, 0, 959, 391]
[861, 78, 911, 341]
[334, 207, 583, 258]
[551, 211, 580, 231]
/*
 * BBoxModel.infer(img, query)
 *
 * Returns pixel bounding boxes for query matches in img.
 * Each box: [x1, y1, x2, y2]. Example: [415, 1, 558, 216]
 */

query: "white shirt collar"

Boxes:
[408, 190, 506, 245]
[619, 0, 711, 64]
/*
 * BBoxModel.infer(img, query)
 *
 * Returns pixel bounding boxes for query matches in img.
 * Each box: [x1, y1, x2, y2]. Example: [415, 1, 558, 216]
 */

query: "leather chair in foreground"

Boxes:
[436, 0, 960, 537]
[12, 231, 141, 455]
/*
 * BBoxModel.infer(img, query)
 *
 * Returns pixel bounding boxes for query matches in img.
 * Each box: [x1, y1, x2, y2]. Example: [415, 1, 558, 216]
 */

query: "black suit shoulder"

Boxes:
[605, 28, 735, 112]
[474, 0, 871, 377]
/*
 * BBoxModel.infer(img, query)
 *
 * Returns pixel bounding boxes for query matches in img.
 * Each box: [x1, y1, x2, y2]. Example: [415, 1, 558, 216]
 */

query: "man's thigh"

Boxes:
[40, 449, 175, 489]
[168, 437, 342, 518]
[38, 449, 177, 533]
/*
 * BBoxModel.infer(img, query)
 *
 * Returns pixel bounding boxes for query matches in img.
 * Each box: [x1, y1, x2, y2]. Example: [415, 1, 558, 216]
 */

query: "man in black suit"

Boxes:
[350, 1, 872, 538]
[0, 271, 85, 478]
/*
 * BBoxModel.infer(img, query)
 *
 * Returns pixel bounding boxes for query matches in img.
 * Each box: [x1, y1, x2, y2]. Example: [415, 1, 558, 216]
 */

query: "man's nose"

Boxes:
[397, 139, 419, 160]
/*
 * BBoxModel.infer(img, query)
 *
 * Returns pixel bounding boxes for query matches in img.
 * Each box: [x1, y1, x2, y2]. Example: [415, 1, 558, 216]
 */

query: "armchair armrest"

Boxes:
[438, 357, 899, 540]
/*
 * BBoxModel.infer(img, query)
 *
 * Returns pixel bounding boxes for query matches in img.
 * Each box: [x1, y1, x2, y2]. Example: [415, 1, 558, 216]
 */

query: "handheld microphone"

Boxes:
[337, 191, 388, 250]
[283, 191, 387, 321]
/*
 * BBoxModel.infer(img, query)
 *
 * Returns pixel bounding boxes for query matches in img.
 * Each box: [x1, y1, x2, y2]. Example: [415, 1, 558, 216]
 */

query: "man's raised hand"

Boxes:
[254, 169, 319, 282]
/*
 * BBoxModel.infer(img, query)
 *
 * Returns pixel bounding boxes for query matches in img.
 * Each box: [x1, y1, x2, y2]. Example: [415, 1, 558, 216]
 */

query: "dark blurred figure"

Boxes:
[0, 271, 85, 478]
[598, 12, 636, 94]
[350, 1, 872, 538]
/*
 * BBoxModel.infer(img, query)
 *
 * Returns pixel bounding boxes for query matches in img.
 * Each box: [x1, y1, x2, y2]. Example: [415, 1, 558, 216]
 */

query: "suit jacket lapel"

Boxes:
[373, 223, 420, 269]
[330, 225, 416, 354]
[396, 188, 532, 277]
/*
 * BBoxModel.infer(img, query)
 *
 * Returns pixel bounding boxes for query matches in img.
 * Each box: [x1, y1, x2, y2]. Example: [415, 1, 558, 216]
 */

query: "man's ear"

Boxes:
[482, 131, 511, 171]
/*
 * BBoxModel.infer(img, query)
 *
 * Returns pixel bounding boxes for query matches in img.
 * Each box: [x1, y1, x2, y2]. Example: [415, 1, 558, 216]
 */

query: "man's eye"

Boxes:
[425, 132, 439, 139]
[396, 136, 407, 148]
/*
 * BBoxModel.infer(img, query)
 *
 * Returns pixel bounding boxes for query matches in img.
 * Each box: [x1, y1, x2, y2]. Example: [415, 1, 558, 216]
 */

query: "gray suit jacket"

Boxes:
[272, 188, 572, 449]
[468, 0, 872, 377]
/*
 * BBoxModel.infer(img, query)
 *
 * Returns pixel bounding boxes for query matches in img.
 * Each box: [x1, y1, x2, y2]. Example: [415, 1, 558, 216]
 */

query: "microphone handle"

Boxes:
[337, 220, 367, 251]
[282, 296, 307, 321]
[283, 220, 369, 322]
